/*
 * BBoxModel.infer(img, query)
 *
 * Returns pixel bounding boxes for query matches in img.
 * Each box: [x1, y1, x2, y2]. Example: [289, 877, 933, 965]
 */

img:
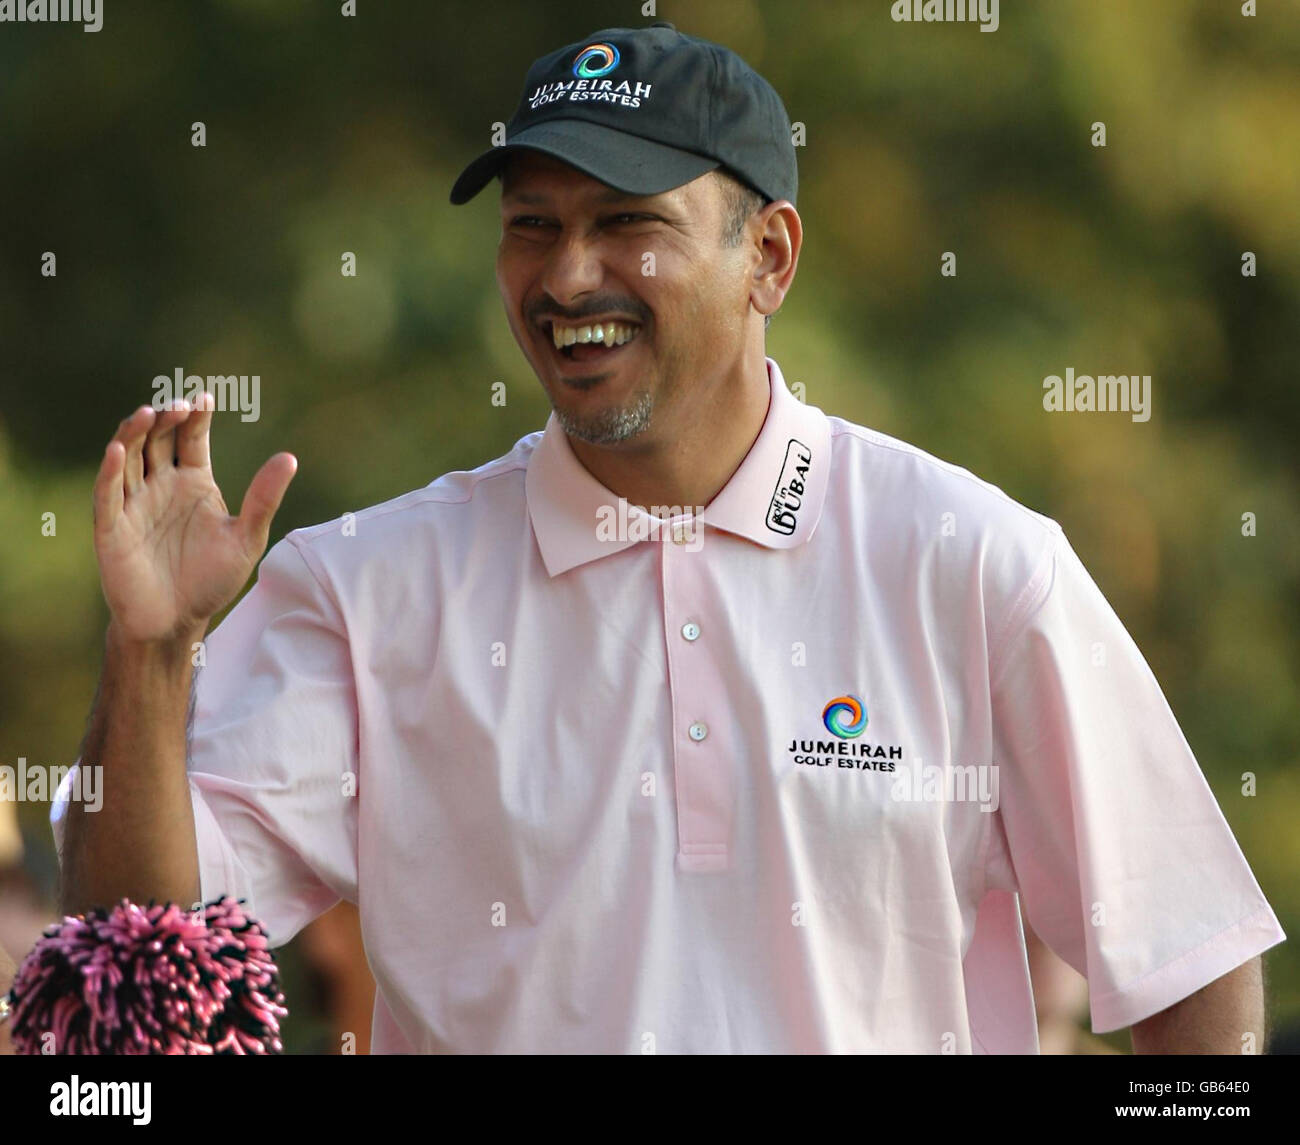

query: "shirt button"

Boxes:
[688, 721, 708, 742]
[681, 622, 700, 642]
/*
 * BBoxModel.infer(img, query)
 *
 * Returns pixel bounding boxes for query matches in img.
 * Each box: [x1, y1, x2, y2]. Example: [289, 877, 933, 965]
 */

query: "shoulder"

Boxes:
[825, 415, 1064, 621]
[270, 429, 543, 588]
[827, 417, 1059, 542]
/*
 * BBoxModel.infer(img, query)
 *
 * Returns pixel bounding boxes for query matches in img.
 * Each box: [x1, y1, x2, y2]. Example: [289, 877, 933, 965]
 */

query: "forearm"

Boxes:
[1131, 957, 1265, 1054]
[58, 618, 204, 915]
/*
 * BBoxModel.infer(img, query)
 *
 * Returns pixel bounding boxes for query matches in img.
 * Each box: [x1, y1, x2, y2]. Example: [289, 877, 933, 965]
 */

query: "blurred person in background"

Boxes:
[1023, 907, 1117, 1055]
[0, 804, 54, 1002]
[0, 802, 51, 1056]
[296, 902, 375, 1054]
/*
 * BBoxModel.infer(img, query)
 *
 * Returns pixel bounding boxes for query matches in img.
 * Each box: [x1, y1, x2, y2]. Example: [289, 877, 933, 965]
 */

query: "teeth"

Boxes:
[550, 321, 640, 351]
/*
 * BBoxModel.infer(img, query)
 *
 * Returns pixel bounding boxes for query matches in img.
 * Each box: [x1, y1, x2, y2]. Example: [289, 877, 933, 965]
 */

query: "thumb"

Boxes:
[237, 452, 298, 554]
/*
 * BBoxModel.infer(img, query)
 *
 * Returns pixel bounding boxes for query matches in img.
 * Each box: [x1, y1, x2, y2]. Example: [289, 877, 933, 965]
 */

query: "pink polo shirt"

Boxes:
[52, 357, 1284, 1053]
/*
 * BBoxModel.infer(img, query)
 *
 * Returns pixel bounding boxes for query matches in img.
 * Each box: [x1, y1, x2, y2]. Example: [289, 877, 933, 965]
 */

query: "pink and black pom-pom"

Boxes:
[4, 896, 288, 1054]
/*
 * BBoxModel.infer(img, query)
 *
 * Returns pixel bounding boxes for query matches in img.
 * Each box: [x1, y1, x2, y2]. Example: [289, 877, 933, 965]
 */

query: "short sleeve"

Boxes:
[985, 531, 1285, 1033]
[49, 536, 358, 947]
[182, 534, 359, 946]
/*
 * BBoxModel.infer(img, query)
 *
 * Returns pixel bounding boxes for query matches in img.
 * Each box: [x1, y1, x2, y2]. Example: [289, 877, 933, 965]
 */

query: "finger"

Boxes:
[143, 401, 191, 475]
[119, 406, 157, 496]
[176, 389, 214, 469]
[236, 453, 298, 555]
[93, 440, 126, 535]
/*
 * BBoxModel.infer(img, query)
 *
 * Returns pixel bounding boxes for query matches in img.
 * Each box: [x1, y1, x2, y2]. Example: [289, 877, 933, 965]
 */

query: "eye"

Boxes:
[508, 216, 549, 227]
[609, 213, 654, 224]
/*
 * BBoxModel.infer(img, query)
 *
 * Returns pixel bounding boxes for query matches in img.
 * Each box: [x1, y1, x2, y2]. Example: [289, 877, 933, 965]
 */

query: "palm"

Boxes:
[100, 467, 246, 636]
[93, 401, 296, 644]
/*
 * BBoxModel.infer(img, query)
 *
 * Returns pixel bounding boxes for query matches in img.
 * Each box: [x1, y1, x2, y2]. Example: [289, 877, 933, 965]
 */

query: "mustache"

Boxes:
[532, 306, 646, 325]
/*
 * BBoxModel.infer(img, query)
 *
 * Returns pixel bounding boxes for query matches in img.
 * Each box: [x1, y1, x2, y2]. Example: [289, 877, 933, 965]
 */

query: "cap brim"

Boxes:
[449, 120, 720, 205]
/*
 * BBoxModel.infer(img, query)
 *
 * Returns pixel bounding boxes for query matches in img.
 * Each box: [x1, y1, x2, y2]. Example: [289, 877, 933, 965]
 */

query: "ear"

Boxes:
[750, 201, 801, 323]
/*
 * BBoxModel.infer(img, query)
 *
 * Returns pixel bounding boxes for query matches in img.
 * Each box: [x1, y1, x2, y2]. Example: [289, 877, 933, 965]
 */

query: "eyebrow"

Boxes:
[501, 187, 652, 207]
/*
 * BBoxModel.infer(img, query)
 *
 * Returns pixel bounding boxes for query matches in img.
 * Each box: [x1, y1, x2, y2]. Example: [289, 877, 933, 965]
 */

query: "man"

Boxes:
[46, 22, 1283, 1054]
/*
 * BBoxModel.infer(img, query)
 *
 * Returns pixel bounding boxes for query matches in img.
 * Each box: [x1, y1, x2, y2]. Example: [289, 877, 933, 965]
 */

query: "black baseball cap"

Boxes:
[448, 21, 797, 208]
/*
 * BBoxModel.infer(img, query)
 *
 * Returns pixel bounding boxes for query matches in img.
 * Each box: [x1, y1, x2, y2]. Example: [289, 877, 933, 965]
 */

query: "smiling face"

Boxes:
[495, 150, 761, 449]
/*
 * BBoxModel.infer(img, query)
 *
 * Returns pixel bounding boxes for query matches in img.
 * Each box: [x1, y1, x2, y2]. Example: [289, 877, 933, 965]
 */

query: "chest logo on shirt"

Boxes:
[788, 694, 904, 772]
[822, 694, 866, 737]
[766, 438, 812, 535]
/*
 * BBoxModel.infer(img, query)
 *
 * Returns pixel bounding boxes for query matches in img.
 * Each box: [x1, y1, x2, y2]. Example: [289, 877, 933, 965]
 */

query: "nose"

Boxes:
[539, 231, 605, 308]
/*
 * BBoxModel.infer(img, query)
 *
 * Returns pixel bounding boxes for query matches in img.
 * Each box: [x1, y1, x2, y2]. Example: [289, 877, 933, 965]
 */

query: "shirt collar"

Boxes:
[526, 356, 832, 577]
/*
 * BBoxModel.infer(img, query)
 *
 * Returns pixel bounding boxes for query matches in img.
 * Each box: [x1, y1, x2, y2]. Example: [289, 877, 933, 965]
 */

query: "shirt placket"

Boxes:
[660, 517, 732, 873]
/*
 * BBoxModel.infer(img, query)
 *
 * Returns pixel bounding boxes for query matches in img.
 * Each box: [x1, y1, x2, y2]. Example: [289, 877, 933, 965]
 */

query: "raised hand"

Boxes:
[92, 393, 297, 644]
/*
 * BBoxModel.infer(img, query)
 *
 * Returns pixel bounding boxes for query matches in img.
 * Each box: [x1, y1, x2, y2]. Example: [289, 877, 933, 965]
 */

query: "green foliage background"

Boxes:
[1, 0, 1296, 1052]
